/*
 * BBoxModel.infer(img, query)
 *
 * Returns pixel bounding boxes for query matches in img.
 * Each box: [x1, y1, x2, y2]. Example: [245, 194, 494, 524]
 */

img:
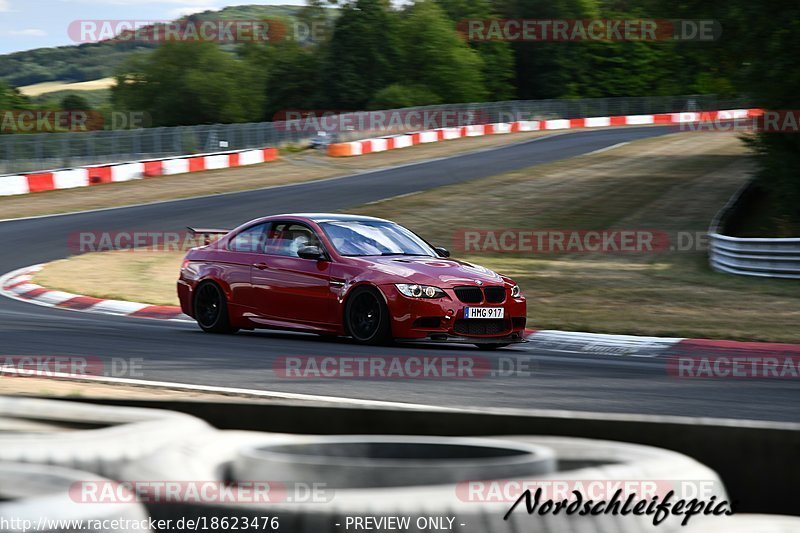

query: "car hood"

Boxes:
[360, 256, 506, 287]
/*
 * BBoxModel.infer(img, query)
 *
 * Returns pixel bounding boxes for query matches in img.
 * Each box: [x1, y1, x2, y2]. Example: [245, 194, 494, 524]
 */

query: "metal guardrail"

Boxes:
[708, 234, 800, 278]
[708, 183, 800, 279]
[0, 94, 748, 174]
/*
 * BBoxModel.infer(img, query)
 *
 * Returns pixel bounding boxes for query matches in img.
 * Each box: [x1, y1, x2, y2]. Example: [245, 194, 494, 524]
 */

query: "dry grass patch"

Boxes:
[18, 78, 117, 97]
[34, 250, 184, 306]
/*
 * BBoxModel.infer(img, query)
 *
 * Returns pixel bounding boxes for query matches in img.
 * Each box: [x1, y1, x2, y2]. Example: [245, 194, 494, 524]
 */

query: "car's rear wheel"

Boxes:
[345, 287, 391, 345]
[476, 343, 510, 350]
[194, 282, 238, 334]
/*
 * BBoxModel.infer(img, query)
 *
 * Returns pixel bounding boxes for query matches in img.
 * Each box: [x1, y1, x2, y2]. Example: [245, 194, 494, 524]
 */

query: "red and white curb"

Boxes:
[525, 330, 684, 357]
[0, 264, 189, 322]
[525, 330, 800, 361]
[327, 109, 760, 157]
[0, 147, 278, 197]
[4, 263, 800, 362]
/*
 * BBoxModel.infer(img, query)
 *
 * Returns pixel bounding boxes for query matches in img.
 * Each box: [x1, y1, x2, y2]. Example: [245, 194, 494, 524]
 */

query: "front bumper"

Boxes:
[380, 284, 527, 342]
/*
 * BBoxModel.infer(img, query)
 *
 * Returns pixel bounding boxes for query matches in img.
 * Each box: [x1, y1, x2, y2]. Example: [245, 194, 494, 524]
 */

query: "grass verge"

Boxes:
[35, 250, 183, 307]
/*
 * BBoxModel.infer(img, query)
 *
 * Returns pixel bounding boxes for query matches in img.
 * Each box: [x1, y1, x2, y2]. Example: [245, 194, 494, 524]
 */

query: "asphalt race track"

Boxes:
[1, 126, 796, 423]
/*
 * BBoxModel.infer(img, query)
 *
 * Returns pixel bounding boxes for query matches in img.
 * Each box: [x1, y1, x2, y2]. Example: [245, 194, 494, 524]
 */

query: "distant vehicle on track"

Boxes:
[178, 214, 527, 349]
[309, 131, 338, 150]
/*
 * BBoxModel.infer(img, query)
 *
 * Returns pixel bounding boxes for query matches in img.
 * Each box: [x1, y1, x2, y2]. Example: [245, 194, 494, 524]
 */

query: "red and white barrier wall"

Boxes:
[0, 109, 761, 195]
[0, 147, 278, 197]
[327, 109, 759, 157]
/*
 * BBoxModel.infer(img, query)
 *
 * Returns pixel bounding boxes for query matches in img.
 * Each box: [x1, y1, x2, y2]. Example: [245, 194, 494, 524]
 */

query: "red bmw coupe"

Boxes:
[177, 214, 527, 349]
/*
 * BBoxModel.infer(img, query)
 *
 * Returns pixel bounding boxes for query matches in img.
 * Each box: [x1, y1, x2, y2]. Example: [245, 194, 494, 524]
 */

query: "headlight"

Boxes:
[510, 285, 522, 298]
[396, 284, 446, 299]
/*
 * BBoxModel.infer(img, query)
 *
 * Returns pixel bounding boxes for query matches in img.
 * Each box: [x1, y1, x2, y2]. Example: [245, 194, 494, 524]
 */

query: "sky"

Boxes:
[0, 0, 306, 54]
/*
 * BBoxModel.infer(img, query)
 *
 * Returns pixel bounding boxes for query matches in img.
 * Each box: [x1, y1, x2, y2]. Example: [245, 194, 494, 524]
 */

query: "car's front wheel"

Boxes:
[344, 287, 391, 345]
[194, 281, 238, 334]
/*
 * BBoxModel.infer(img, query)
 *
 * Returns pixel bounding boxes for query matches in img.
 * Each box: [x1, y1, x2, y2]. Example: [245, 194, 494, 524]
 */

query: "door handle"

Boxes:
[253, 262, 269, 270]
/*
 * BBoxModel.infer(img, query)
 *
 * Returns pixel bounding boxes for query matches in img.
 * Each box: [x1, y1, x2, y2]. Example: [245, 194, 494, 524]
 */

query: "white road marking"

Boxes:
[0, 365, 795, 430]
[585, 141, 630, 155]
[0, 367, 459, 411]
[525, 330, 684, 357]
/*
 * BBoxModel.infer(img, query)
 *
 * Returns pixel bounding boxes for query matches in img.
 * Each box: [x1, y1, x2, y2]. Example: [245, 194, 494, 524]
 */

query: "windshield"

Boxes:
[319, 220, 436, 257]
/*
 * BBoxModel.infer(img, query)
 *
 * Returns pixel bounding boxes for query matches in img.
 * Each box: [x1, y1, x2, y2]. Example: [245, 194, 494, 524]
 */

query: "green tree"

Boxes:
[0, 81, 29, 110]
[318, 0, 401, 109]
[242, 41, 322, 120]
[60, 93, 91, 110]
[368, 83, 442, 109]
[735, 0, 800, 234]
[398, 0, 487, 103]
[112, 42, 264, 126]
[434, 0, 515, 100]
[632, 0, 744, 98]
[501, 0, 600, 99]
[296, 0, 335, 46]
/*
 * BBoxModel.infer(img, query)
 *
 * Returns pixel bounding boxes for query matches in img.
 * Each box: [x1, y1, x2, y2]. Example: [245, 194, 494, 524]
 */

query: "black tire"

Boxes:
[344, 286, 391, 344]
[476, 343, 510, 350]
[194, 281, 239, 334]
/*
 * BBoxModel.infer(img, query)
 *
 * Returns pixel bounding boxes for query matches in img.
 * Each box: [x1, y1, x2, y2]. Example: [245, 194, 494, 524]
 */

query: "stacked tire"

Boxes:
[3, 398, 798, 533]
[0, 463, 150, 533]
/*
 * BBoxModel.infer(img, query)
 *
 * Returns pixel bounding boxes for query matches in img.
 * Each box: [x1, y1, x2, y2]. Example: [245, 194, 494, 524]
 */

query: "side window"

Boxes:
[228, 223, 269, 253]
[265, 222, 321, 257]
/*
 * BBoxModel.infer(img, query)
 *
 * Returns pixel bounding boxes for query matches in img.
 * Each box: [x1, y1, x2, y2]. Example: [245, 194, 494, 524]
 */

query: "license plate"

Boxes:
[464, 307, 504, 319]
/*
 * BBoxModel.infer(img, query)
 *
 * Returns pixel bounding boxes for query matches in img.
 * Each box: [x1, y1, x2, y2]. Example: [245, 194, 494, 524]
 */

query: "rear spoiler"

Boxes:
[187, 227, 230, 245]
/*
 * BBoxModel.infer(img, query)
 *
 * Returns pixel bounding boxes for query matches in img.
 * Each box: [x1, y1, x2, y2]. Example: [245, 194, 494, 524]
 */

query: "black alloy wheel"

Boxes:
[345, 287, 390, 344]
[194, 282, 238, 334]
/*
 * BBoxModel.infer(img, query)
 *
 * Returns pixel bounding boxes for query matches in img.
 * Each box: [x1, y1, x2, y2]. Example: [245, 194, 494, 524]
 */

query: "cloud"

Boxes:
[8, 28, 47, 37]
[0, 0, 9, 12]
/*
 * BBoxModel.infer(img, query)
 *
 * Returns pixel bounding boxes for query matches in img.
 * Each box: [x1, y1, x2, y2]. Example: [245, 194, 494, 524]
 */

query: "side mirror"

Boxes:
[298, 245, 325, 260]
[434, 247, 450, 258]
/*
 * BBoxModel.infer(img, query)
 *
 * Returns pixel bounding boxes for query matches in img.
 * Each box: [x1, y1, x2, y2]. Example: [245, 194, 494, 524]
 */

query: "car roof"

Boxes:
[271, 213, 391, 224]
